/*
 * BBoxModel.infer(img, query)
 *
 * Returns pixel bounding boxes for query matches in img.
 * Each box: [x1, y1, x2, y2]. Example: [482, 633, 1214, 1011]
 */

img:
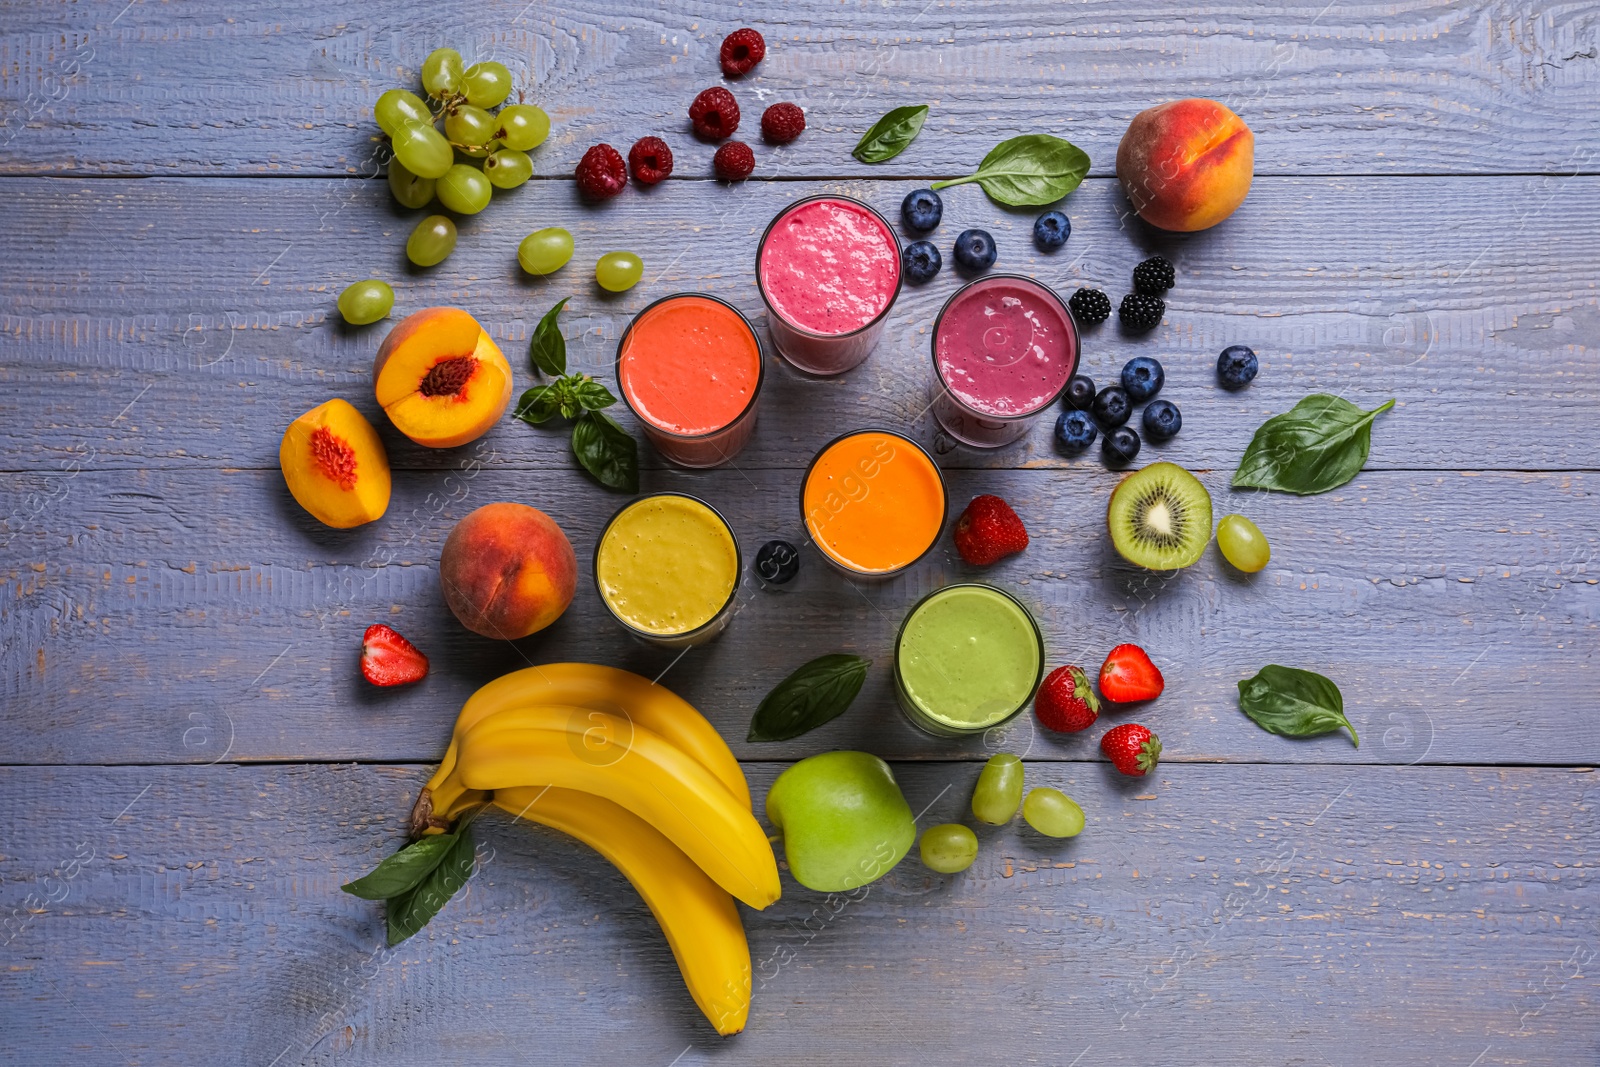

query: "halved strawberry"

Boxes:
[361, 624, 429, 687]
[1099, 643, 1163, 703]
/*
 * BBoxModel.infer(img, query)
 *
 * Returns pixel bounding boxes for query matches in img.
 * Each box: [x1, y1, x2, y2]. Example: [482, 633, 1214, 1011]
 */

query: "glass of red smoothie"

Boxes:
[929, 274, 1078, 448]
[616, 293, 765, 468]
[756, 195, 902, 376]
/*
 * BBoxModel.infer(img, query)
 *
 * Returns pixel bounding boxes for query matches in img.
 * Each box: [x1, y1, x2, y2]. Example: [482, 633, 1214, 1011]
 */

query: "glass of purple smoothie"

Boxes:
[756, 194, 902, 376]
[929, 274, 1079, 448]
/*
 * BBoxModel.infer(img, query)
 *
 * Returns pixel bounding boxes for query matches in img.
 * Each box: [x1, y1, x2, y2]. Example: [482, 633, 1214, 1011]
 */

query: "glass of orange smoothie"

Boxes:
[800, 429, 946, 579]
[616, 293, 764, 468]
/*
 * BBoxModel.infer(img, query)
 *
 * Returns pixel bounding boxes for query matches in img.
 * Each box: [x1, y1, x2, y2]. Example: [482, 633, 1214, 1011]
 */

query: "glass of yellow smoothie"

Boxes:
[800, 428, 946, 580]
[593, 493, 742, 648]
[893, 583, 1045, 736]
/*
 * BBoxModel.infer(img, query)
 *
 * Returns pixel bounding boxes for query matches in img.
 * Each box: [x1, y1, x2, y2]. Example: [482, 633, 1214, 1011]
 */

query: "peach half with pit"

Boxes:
[279, 398, 391, 528]
[439, 502, 577, 639]
[374, 307, 513, 448]
[1116, 98, 1254, 232]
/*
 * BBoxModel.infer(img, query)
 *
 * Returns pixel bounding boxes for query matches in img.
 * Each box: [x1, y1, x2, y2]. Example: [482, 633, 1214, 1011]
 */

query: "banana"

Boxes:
[458, 710, 780, 909]
[493, 785, 752, 1035]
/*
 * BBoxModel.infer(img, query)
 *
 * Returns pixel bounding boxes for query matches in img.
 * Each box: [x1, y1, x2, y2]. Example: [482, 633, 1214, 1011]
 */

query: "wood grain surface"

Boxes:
[1, 0, 1596, 1063]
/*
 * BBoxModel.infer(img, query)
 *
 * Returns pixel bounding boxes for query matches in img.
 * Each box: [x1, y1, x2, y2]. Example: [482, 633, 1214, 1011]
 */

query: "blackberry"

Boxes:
[1118, 293, 1165, 331]
[1068, 287, 1111, 325]
[1132, 255, 1174, 294]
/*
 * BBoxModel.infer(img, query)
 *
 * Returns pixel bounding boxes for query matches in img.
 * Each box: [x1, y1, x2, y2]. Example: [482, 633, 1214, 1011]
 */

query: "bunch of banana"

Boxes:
[411, 663, 773, 1036]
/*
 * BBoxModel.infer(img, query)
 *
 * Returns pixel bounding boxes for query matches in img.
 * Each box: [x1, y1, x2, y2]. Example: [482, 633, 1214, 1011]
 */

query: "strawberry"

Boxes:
[360, 624, 429, 687]
[1099, 643, 1164, 703]
[1100, 723, 1161, 776]
[1034, 665, 1100, 733]
[952, 494, 1029, 566]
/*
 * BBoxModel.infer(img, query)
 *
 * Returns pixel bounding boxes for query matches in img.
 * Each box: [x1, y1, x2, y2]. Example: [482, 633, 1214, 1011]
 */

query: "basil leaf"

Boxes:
[1233, 395, 1395, 495]
[571, 377, 618, 412]
[1237, 665, 1358, 747]
[513, 383, 562, 424]
[386, 823, 476, 946]
[851, 105, 928, 163]
[341, 831, 458, 900]
[571, 409, 639, 493]
[748, 654, 871, 742]
[930, 134, 1090, 207]
[529, 297, 569, 377]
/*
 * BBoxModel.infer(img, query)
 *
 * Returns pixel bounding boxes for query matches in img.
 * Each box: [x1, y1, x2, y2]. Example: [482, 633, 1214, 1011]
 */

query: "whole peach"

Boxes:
[1116, 99, 1254, 232]
[440, 502, 577, 639]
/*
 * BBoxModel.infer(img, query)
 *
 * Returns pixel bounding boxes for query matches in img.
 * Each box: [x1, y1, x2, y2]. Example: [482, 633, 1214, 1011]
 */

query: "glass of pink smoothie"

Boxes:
[756, 195, 901, 376]
[616, 293, 765, 467]
[930, 274, 1078, 448]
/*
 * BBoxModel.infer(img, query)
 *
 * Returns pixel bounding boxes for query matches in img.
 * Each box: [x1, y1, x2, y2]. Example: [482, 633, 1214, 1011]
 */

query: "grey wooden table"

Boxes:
[2, 2, 1597, 1064]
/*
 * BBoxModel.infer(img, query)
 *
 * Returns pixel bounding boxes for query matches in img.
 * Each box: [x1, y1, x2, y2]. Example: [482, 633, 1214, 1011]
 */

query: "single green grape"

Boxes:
[919, 824, 979, 874]
[596, 251, 643, 292]
[484, 148, 532, 189]
[435, 163, 493, 215]
[374, 89, 431, 135]
[518, 227, 574, 275]
[1217, 513, 1270, 573]
[496, 103, 550, 151]
[444, 104, 497, 150]
[406, 214, 457, 267]
[421, 48, 464, 98]
[386, 159, 435, 209]
[337, 279, 395, 325]
[461, 61, 513, 109]
[1022, 787, 1085, 839]
[971, 753, 1024, 825]
[390, 121, 453, 180]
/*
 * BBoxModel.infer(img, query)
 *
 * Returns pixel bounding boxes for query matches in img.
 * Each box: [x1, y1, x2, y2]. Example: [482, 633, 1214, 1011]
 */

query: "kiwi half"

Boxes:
[1106, 462, 1213, 569]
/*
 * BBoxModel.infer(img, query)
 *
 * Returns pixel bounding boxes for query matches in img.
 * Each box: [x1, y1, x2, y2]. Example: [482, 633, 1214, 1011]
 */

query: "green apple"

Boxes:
[764, 751, 916, 892]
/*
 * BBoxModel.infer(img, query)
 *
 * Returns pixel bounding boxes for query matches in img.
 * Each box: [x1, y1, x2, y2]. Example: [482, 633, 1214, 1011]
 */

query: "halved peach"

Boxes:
[280, 398, 391, 528]
[374, 307, 513, 448]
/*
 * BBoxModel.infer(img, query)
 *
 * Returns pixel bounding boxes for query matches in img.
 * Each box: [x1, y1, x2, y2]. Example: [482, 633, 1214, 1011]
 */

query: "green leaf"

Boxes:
[341, 831, 458, 900]
[529, 297, 569, 377]
[571, 376, 618, 412]
[513, 383, 563, 424]
[851, 105, 928, 164]
[1236, 665, 1358, 747]
[385, 823, 477, 946]
[930, 134, 1091, 207]
[1233, 395, 1395, 495]
[748, 654, 872, 742]
[571, 409, 638, 493]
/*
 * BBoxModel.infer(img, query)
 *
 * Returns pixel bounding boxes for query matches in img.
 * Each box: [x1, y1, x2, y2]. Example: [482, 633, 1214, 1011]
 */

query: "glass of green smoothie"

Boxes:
[893, 583, 1045, 736]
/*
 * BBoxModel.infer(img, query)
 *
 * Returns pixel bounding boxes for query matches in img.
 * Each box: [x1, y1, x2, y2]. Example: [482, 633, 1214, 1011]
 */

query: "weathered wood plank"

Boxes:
[1, 174, 1596, 473]
[0, 763, 1592, 1064]
[2, 0, 1598, 177]
[3, 466, 1595, 766]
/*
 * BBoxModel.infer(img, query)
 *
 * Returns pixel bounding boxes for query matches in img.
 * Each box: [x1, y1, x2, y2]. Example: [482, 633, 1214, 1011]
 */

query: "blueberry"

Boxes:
[1033, 211, 1071, 250]
[901, 188, 943, 232]
[1064, 374, 1096, 411]
[1089, 385, 1131, 429]
[902, 240, 941, 284]
[1217, 345, 1259, 390]
[1142, 399, 1181, 442]
[1054, 409, 1098, 452]
[1121, 357, 1164, 402]
[953, 229, 997, 272]
[755, 540, 800, 585]
[1102, 426, 1141, 466]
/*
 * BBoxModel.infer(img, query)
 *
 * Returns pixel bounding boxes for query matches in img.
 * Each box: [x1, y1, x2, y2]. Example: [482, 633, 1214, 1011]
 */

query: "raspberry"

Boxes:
[719, 28, 766, 77]
[760, 102, 805, 144]
[712, 141, 754, 182]
[574, 143, 627, 200]
[628, 136, 674, 185]
[689, 86, 740, 140]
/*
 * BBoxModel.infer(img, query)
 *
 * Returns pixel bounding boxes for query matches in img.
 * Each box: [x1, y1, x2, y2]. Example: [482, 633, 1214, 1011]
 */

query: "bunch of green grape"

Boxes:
[375, 47, 551, 266]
